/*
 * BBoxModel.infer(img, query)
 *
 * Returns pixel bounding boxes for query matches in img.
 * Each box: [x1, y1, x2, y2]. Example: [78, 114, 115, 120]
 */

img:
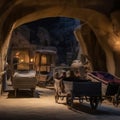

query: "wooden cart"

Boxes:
[87, 71, 120, 106]
[13, 70, 37, 97]
[54, 79, 101, 109]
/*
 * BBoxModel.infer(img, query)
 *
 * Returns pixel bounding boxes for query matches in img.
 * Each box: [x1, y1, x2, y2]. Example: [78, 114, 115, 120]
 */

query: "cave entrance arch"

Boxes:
[1, 6, 113, 76]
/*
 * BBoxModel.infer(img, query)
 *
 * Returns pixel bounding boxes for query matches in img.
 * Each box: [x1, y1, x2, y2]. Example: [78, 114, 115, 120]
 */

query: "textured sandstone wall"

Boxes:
[76, 24, 107, 71]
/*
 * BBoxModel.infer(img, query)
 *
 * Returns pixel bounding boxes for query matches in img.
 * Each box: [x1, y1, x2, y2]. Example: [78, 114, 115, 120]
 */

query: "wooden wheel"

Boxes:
[66, 94, 73, 106]
[113, 86, 120, 107]
[31, 88, 35, 97]
[79, 97, 84, 103]
[55, 92, 59, 103]
[90, 96, 99, 110]
[113, 94, 119, 107]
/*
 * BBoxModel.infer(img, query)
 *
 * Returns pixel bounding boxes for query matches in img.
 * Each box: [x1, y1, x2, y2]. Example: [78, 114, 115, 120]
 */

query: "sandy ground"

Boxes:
[0, 85, 120, 120]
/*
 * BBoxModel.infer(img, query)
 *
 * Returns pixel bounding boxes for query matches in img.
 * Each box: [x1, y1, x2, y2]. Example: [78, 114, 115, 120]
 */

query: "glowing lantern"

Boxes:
[30, 58, 34, 62]
[20, 59, 24, 62]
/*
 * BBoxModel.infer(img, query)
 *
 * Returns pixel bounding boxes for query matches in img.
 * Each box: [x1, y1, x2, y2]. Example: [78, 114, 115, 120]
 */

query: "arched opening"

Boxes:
[6, 17, 81, 84]
[1, 7, 113, 75]
[1, 1, 120, 118]
[8, 17, 80, 64]
[1, 3, 118, 99]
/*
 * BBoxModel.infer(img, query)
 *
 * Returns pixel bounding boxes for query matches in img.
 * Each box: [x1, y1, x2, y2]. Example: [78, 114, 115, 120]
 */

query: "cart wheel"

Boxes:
[14, 89, 18, 97]
[85, 96, 90, 102]
[66, 94, 73, 106]
[113, 94, 119, 107]
[55, 92, 59, 103]
[90, 97, 99, 110]
[1, 84, 3, 95]
[79, 97, 83, 103]
[31, 88, 35, 97]
[60, 96, 64, 100]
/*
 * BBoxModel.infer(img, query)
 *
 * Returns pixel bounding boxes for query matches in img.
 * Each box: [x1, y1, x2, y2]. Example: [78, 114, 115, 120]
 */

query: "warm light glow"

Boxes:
[115, 40, 120, 45]
[108, 33, 120, 52]
[20, 59, 24, 62]
[114, 40, 120, 51]
[41, 55, 47, 64]
[15, 52, 20, 58]
[30, 58, 34, 62]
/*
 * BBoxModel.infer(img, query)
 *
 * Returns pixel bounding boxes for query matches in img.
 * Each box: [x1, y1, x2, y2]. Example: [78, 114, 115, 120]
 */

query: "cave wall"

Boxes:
[80, 24, 107, 71]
